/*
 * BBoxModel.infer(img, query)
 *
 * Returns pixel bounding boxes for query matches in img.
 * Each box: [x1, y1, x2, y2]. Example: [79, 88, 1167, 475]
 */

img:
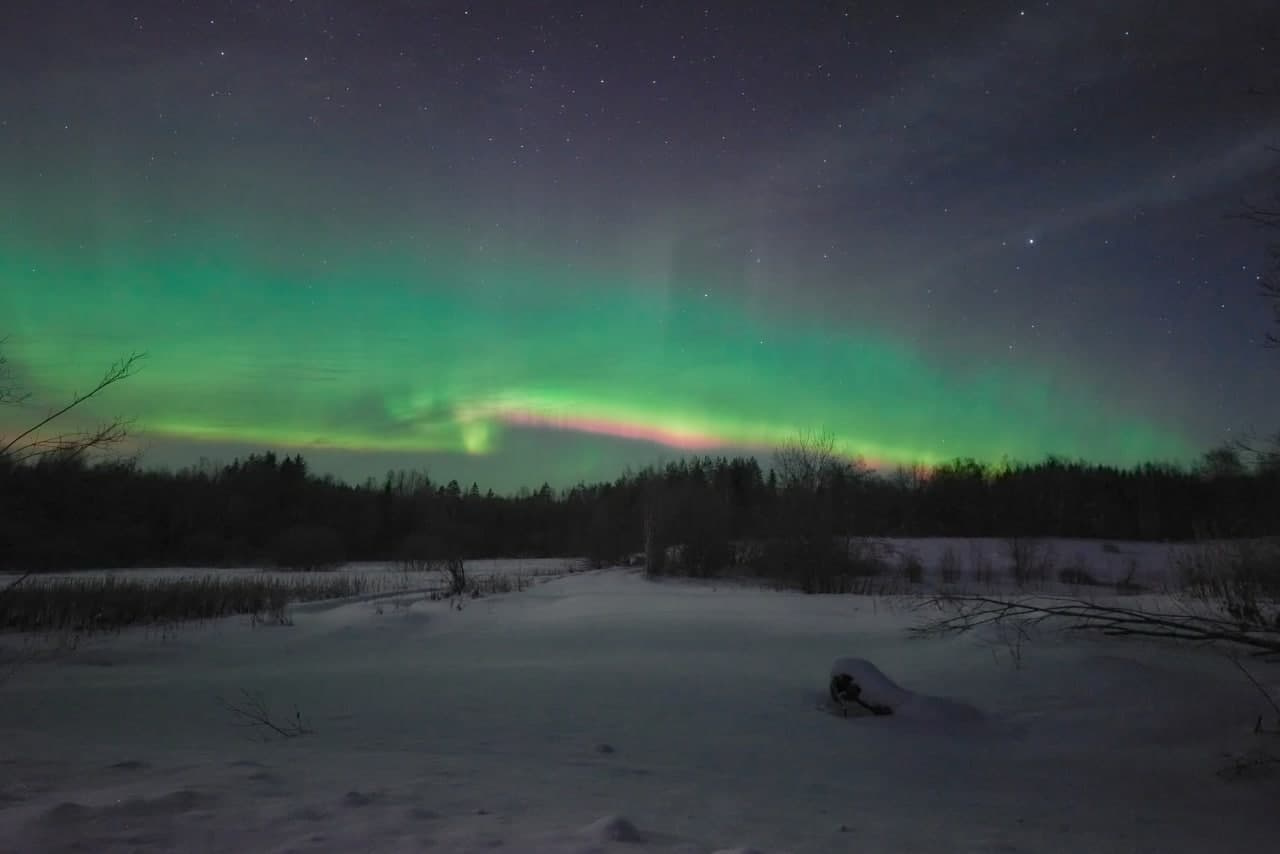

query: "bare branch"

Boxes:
[0, 342, 30, 407]
[0, 352, 143, 460]
[773, 428, 866, 492]
[1217, 750, 1280, 780]
[1, 572, 31, 600]
[219, 689, 314, 740]
[913, 593, 1280, 658]
[9, 420, 134, 465]
[1229, 656, 1280, 727]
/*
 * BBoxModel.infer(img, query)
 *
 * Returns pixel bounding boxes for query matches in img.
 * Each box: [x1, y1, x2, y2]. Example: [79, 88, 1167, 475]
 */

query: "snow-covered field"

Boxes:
[1, 546, 1277, 853]
[855, 536, 1235, 593]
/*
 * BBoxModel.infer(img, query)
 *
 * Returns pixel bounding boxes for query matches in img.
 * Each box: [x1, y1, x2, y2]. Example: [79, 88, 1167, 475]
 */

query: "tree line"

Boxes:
[1, 438, 1277, 573]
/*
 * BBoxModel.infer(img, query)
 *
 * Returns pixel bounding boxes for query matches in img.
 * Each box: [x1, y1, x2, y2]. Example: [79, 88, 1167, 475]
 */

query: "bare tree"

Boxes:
[767, 430, 872, 592]
[0, 344, 143, 464]
[773, 429, 868, 493]
[0, 345, 28, 408]
[773, 429, 835, 492]
[1200, 442, 1249, 479]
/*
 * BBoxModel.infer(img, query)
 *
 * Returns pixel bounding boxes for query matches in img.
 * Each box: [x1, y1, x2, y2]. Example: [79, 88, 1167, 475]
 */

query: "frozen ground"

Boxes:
[1, 552, 1278, 853]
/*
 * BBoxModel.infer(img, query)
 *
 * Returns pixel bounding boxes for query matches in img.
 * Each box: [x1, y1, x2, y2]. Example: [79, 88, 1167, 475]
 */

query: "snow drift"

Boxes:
[826, 656, 984, 724]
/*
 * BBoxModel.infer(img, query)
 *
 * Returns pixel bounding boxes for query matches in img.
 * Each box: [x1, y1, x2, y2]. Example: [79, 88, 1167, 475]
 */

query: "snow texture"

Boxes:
[0, 541, 1277, 853]
[826, 656, 985, 723]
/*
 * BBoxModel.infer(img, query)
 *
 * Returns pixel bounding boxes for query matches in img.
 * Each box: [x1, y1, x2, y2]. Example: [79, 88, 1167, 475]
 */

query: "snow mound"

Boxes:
[580, 814, 645, 843]
[828, 657, 982, 723]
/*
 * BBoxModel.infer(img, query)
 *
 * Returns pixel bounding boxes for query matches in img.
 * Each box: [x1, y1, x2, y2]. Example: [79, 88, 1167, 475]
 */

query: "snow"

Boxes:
[1, 548, 1278, 853]
[826, 657, 984, 724]
[828, 656, 916, 707]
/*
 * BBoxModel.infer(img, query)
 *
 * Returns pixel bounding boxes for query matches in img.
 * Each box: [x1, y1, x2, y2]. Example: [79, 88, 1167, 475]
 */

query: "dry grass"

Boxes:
[0, 574, 366, 634]
[0, 560, 575, 635]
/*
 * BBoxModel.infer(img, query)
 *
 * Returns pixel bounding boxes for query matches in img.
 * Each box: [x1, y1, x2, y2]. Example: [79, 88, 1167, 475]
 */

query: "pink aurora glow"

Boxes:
[495, 409, 729, 451]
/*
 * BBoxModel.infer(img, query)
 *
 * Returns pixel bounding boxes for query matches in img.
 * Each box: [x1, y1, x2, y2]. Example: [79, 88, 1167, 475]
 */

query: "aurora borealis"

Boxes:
[2, 1, 1278, 488]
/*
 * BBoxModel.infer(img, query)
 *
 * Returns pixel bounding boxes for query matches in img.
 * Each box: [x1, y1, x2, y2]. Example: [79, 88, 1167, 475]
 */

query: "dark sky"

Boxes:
[1, 1, 1277, 488]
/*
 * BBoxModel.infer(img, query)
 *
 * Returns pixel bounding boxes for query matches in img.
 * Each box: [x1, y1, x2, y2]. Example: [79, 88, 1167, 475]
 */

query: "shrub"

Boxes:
[744, 537, 894, 594]
[1114, 558, 1144, 594]
[968, 542, 995, 585]
[395, 531, 468, 594]
[899, 551, 925, 584]
[470, 573, 529, 596]
[669, 535, 733, 578]
[438, 556, 467, 596]
[1177, 540, 1280, 599]
[847, 538, 891, 578]
[938, 547, 962, 585]
[647, 483, 734, 579]
[1006, 537, 1053, 586]
[1058, 566, 1102, 587]
[782, 539, 847, 593]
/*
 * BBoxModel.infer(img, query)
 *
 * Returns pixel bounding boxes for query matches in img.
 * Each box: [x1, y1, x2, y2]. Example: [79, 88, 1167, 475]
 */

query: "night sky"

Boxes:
[2, 1, 1277, 489]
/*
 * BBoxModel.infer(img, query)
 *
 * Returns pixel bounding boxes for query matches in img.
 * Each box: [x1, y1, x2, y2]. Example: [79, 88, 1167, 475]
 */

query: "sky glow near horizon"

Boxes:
[1, 1, 1275, 488]
[0, 218, 1194, 475]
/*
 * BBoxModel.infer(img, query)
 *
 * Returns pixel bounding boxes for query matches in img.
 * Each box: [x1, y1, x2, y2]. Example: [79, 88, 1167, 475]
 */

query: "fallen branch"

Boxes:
[1217, 749, 1280, 780]
[1, 572, 31, 600]
[912, 593, 1280, 659]
[1229, 657, 1280, 733]
[219, 689, 314, 740]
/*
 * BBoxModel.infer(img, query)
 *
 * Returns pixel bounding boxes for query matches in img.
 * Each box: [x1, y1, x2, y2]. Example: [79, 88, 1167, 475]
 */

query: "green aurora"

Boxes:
[0, 215, 1194, 483]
